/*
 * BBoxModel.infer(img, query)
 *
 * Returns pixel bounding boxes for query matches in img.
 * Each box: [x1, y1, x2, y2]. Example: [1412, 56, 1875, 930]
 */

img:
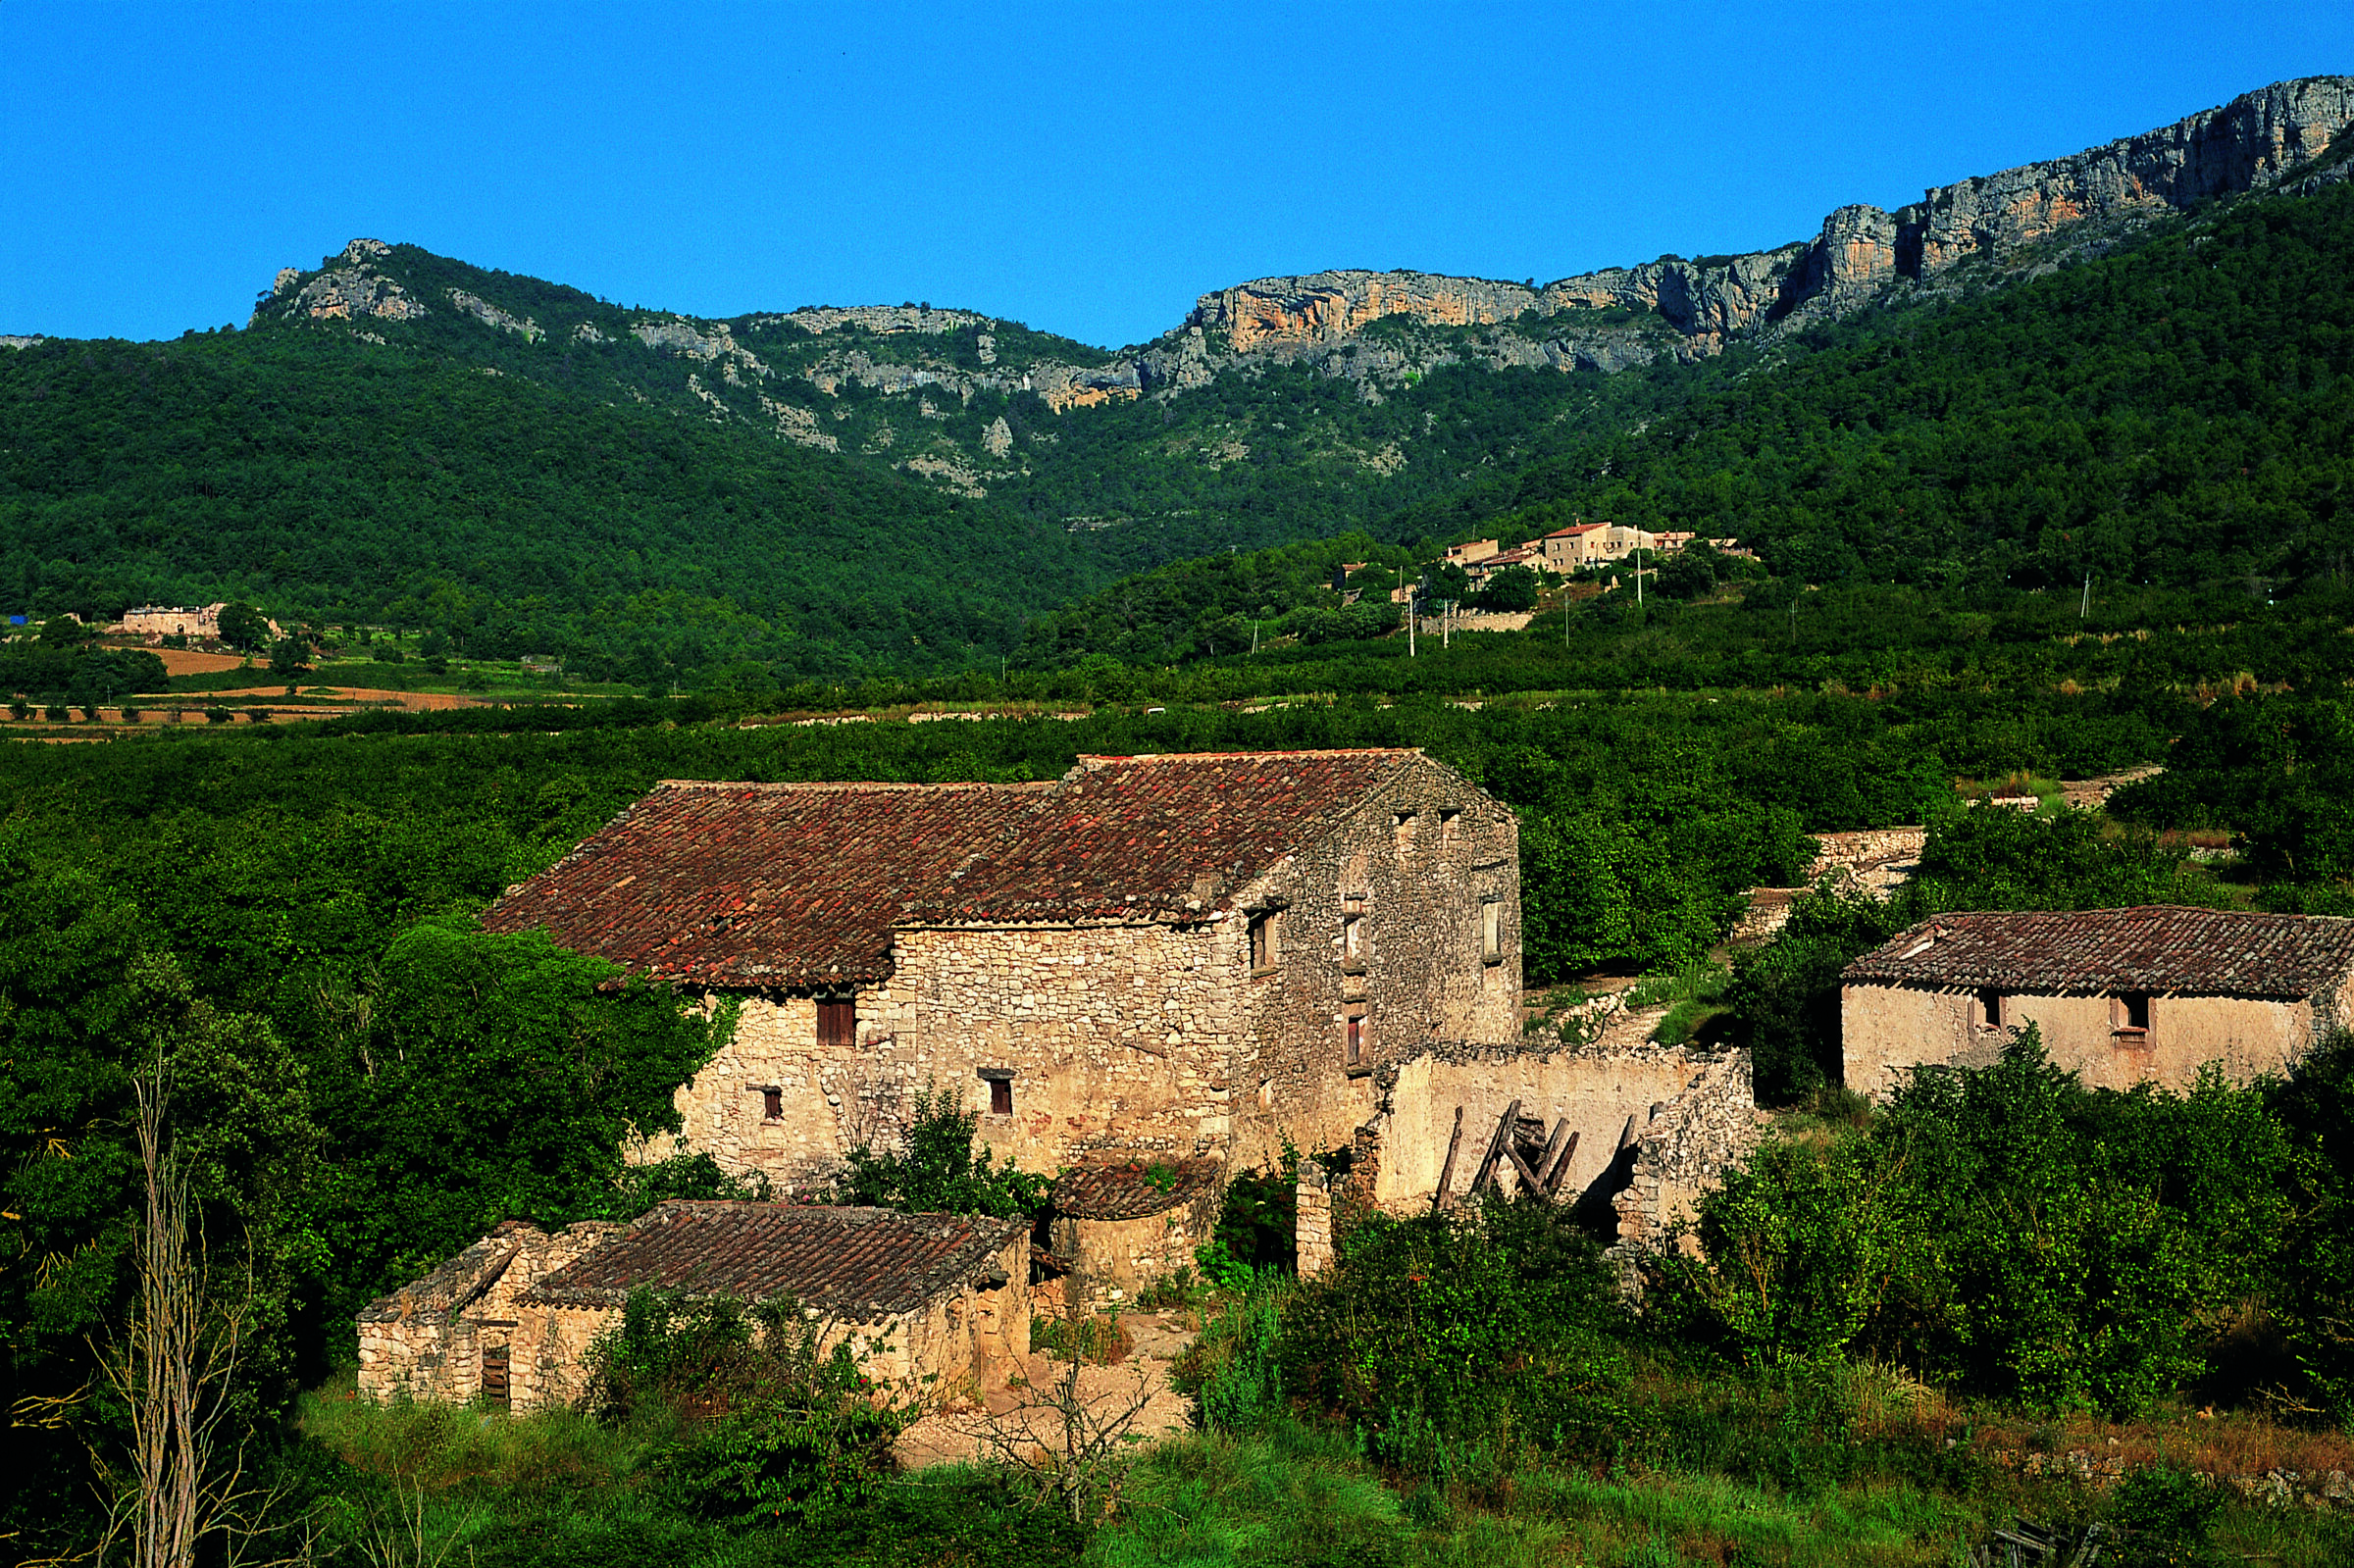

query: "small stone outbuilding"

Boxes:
[1841, 905, 2354, 1099]
[1044, 1157, 1226, 1308]
[358, 1200, 1028, 1412]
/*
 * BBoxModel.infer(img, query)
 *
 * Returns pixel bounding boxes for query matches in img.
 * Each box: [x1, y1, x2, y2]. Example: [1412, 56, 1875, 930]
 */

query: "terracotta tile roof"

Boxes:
[487, 750, 1432, 978]
[1049, 1157, 1225, 1221]
[482, 780, 1049, 986]
[1843, 906, 2354, 998]
[915, 750, 1416, 924]
[521, 1201, 1027, 1319]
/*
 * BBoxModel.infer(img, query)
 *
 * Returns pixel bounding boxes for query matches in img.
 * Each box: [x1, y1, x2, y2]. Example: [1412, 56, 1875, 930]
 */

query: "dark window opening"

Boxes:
[980, 1068, 1014, 1116]
[1440, 809, 1461, 844]
[1345, 1008, 1367, 1070]
[2121, 992, 2151, 1032]
[1393, 810, 1418, 849]
[1249, 910, 1280, 972]
[1977, 987, 2003, 1029]
[761, 1087, 783, 1121]
[817, 995, 854, 1049]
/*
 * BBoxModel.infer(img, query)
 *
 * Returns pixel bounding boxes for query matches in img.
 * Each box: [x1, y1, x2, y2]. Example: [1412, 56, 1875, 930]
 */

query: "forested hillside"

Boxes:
[4, 123, 2349, 681]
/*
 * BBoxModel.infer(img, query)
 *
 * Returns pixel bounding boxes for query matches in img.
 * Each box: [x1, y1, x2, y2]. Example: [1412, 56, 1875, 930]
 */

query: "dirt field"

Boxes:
[152, 647, 250, 675]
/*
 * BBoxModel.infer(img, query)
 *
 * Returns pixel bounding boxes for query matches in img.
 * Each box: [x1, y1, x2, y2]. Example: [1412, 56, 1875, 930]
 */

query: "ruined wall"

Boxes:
[1353, 1037, 1744, 1222]
[1049, 1188, 1220, 1309]
[1609, 1051, 1760, 1255]
[1295, 1160, 1335, 1279]
[1843, 981, 2328, 1099]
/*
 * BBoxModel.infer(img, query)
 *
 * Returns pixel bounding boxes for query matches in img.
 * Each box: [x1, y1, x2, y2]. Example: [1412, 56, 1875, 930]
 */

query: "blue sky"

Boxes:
[5, 2, 2350, 349]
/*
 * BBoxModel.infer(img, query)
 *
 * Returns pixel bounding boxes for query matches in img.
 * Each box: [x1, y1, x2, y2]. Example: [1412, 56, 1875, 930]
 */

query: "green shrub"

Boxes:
[203, 705, 232, 724]
[43, 703, 68, 722]
[834, 1083, 1049, 1217]
[1659, 1030, 2290, 1414]
[1275, 1199, 1627, 1473]
[585, 1289, 911, 1528]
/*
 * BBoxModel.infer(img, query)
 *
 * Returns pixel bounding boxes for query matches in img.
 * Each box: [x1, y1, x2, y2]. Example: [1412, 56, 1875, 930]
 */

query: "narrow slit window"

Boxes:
[1343, 914, 1364, 965]
[761, 1087, 783, 1121]
[2120, 992, 2151, 1032]
[1393, 810, 1418, 851]
[1977, 987, 2003, 1029]
[980, 1069, 1014, 1116]
[1249, 910, 1280, 972]
[1344, 1008, 1368, 1070]
[817, 996, 854, 1049]
[1481, 900, 1503, 963]
[1440, 809, 1461, 845]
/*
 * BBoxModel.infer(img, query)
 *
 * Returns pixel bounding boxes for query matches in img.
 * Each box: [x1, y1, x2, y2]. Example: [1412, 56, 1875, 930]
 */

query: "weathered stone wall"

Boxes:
[1843, 981, 2328, 1099]
[1609, 1050, 1761, 1255]
[357, 1221, 621, 1407]
[1227, 752, 1522, 1172]
[659, 753, 1519, 1193]
[1350, 1037, 1745, 1223]
[1295, 1160, 1335, 1279]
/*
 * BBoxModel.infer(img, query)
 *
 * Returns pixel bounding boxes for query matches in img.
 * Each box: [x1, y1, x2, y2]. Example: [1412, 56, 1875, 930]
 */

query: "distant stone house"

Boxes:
[484, 750, 1524, 1189]
[1539, 524, 1608, 572]
[1841, 905, 2354, 1099]
[358, 1201, 1029, 1412]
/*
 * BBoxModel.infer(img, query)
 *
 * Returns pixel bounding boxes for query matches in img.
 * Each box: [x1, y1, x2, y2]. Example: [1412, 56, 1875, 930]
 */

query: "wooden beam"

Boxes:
[1544, 1130, 1581, 1195]
[1470, 1098, 1521, 1194]
[1504, 1142, 1543, 1195]
[1431, 1105, 1465, 1212]
[1532, 1118, 1572, 1189]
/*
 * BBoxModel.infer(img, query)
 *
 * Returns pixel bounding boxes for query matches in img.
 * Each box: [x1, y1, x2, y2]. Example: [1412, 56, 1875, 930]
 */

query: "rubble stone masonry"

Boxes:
[651, 752, 1519, 1190]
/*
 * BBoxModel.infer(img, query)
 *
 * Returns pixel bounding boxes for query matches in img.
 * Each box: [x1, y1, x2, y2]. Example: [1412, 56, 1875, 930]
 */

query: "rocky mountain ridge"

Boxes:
[244, 76, 2354, 515]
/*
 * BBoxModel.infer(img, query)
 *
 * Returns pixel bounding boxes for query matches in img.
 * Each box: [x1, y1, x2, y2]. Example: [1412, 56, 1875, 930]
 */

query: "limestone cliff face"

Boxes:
[1905, 75, 2354, 276]
[1153, 76, 2354, 383]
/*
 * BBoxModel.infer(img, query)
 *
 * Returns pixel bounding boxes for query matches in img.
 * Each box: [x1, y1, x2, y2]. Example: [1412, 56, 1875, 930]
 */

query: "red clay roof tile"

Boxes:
[1049, 1157, 1224, 1221]
[916, 750, 1413, 925]
[486, 751, 1426, 981]
[521, 1201, 1026, 1318]
[482, 781, 1049, 986]
[1843, 905, 2354, 997]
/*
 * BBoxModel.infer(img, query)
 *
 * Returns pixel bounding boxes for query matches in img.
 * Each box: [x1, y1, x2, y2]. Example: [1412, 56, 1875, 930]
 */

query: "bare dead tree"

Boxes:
[91, 1062, 295, 1568]
[953, 1299, 1163, 1525]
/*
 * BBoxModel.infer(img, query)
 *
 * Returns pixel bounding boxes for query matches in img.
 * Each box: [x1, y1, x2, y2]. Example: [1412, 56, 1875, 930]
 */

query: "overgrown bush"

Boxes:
[1655, 1031, 2291, 1414]
[1274, 1198, 1629, 1474]
[834, 1084, 1049, 1218]
[585, 1288, 911, 1527]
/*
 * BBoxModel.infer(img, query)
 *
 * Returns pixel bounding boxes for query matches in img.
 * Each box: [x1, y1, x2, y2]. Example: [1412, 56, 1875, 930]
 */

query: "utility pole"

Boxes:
[1407, 588, 1416, 657]
[2080, 569, 2092, 619]
[1635, 543, 1645, 608]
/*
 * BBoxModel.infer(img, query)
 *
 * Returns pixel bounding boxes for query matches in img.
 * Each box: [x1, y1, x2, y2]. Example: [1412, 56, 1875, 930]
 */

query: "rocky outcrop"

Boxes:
[449, 289, 539, 341]
[281, 239, 430, 326]
[1907, 76, 2354, 275]
[762, 304, 992, 335]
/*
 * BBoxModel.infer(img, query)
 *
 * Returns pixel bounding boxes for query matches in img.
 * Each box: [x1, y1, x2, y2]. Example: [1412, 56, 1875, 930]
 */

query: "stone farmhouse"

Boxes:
[369, 748, 1766, 1404]
[485, 749, 1526, 1186]
[357, 1201, 1029, 1412]
[1841, 905, 2354, 1099]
